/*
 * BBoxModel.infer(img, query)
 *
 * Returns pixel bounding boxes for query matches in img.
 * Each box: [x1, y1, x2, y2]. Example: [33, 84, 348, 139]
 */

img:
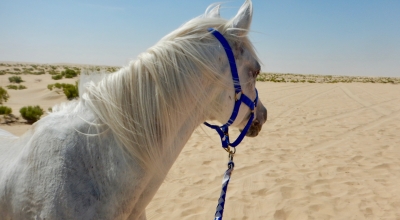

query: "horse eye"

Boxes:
[254, 70, 260, 77]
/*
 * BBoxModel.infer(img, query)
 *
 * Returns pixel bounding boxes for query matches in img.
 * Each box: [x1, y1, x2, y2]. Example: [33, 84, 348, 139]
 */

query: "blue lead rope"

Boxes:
[214, 156, 234, 220]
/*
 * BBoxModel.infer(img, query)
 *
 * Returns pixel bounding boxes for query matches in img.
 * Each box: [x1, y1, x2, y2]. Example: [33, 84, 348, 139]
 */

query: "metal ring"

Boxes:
[230, 147, 236, 155]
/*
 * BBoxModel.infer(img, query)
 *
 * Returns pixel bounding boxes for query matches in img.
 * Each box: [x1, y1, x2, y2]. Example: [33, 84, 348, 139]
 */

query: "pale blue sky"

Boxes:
[0, 0, 399, 77]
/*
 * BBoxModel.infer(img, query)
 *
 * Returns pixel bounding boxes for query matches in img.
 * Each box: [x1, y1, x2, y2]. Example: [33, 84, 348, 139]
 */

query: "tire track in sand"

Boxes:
[308, 108, 400, 151]
[273, 97, 400, 133]
[269, 86, 339, 125]
[340, 85, 390, 116]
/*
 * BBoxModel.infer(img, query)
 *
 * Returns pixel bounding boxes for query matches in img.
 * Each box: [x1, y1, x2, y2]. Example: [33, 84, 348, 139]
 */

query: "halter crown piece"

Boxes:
[205, 28, 258, 220]
[204, 28, 258, 151]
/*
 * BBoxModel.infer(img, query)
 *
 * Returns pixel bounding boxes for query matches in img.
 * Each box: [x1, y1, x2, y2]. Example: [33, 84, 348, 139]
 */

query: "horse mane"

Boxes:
[73, 13, 258, 170]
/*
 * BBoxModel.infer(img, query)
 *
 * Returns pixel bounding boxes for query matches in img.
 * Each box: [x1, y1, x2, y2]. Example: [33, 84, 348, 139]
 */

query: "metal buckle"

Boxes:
[225, 146, 236, 160]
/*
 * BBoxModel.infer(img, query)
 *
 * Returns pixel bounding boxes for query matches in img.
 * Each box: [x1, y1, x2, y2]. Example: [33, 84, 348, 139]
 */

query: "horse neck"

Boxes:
[87, 58, 219, 174]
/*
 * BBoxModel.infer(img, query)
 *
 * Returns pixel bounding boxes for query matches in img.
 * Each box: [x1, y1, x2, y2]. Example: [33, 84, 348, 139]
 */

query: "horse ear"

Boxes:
[230, 0, 253, 36]
[205, 4, 221, 18]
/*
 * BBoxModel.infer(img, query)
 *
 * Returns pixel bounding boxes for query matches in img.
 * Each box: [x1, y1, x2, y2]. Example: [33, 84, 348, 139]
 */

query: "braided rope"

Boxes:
[214, 158, 234, 220]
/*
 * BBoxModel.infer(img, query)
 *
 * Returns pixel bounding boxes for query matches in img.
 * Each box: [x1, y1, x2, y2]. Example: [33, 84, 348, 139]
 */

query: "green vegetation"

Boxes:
[8, 76, 24, 83]
[30, 70, 45, 75]
[19, 105, 44, 124]
[0, 87, 10, 104]
[63, 82, 79, 99]
[51, 68, 79, 80]
[6, 85, 27, 90]
[48, 70, 60, 75]
[52, 74, 63, 80]
[63, 68, 79, 78]
[47, 82, 79, 99]
[0, 106, 12, 115]
[256, 73, 400, 84]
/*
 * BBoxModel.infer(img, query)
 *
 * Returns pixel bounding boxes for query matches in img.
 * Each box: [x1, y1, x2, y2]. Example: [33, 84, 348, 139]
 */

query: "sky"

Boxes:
[0, 0, 399, 77]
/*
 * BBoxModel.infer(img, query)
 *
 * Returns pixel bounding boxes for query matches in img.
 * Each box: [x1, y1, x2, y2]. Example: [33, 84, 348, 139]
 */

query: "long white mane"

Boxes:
[67, 15, 258, 169]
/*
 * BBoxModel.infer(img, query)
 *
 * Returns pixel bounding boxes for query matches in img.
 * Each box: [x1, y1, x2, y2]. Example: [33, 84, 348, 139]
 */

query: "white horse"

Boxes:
[0, 0, 267, 219]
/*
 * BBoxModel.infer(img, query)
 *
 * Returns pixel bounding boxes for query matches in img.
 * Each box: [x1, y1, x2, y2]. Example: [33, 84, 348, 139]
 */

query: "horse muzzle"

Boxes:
[242, 105, 267, 137]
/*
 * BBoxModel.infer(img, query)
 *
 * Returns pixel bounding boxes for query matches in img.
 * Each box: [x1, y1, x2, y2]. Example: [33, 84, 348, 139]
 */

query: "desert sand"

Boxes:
[1, 63, 399, 219]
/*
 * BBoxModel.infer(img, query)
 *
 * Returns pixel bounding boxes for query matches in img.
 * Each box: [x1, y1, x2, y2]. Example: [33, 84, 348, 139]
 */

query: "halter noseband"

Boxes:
[204, 28, 258, 150]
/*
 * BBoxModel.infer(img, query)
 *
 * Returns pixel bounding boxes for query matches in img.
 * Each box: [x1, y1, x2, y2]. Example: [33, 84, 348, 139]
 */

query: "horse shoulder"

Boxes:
[19, 113, 149, 218]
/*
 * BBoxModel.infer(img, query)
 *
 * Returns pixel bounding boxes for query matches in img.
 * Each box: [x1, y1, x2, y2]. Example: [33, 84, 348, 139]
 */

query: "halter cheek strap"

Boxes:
[204, 28, 258, 150]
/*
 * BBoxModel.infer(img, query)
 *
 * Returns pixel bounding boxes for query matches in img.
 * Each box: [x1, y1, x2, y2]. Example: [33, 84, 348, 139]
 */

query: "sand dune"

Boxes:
[1, 64, 399, 219]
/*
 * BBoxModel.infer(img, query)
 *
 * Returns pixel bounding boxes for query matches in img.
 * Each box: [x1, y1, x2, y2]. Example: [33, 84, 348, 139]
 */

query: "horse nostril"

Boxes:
[253, 120, 260, 126]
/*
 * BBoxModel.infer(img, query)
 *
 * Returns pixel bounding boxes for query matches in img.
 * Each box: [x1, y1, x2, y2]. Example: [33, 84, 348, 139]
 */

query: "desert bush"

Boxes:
[0, 87, 10, 104]
[47, 82, 79, 99]
[62, 68, 79, 78]
[7, 85, 27, 90]
[6, 85, 18, 90]
[9, 76, 23, 83]
[52, 74, 63, 80]
[48, 70, 60, 75]
[47, 83, 64, 91]
[63, 82, 79, 99]
[54, 83, 63, 89]
[31, 71, 45, 75]
[0, 106, 12, 115]
[19, 105, 44, 124]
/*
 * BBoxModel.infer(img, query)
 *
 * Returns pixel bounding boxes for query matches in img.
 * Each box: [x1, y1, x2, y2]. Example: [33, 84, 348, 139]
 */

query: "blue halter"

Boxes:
[204, 28, 258, 151]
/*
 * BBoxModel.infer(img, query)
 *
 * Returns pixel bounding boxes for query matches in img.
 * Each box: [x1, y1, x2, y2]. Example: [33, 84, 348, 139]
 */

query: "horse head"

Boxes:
[206, 0, 267, 139]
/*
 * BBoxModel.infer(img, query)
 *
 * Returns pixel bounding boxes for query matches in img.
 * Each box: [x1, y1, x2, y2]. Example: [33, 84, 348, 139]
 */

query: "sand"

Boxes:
[1, 65, 399, 219]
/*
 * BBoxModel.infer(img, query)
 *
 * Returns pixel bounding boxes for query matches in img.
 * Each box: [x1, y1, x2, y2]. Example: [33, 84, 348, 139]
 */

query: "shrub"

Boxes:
[63, 82, 79, 99]
[0, 106, 12, 115]
[6, 85, 17, 90]
[63, 68, 78, 78]
[48, 70, 60, 75]
[52, 74, 63, 80]
[7, 85, 27, 90]
[9, 76, 23, 83]
[19, 105, 44, 124]
[47, 83, 64, 91]
[0, 87, 9, 104]
[47, 82, 79, 99]
[55, 83, 63, 89]
[31, 71, 45, 75]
